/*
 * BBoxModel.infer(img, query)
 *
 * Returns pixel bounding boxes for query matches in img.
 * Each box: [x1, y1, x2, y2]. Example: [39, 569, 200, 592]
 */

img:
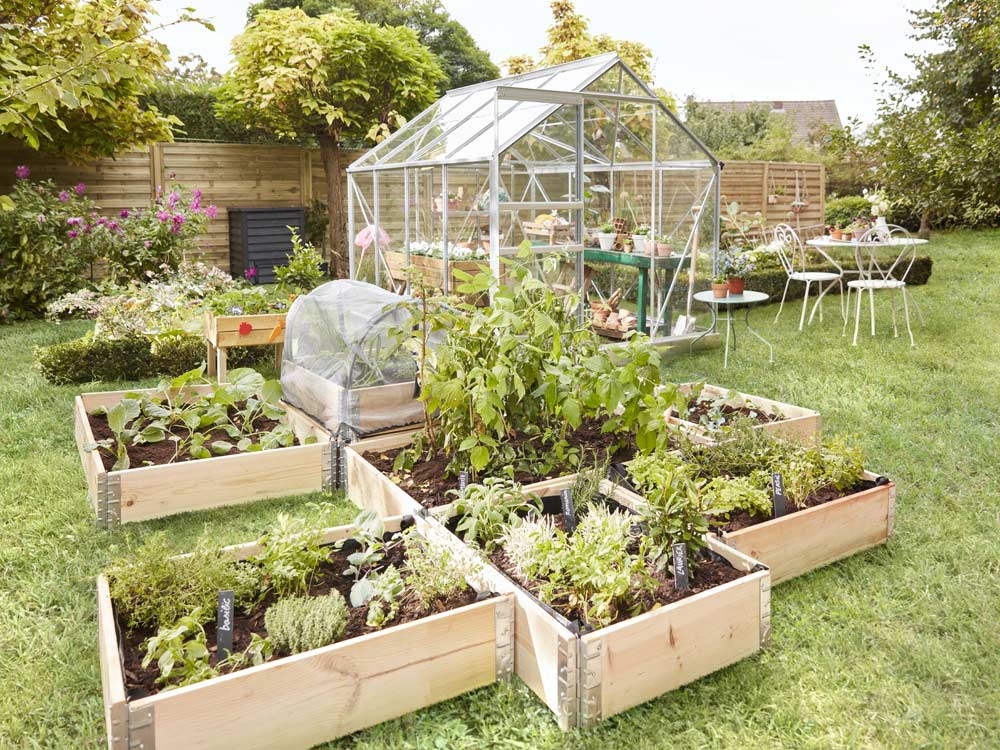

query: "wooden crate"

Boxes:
[426, 476, 770, 729]
[97, 516, 515, 750]
[668, 383, 821, 445]
[75, 385, 333, 527]
[615, 471, 894, 585]
[204, 311, 287, 381]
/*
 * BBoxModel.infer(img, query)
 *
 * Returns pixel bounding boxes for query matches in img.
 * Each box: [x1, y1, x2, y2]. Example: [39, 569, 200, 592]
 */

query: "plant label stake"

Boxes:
[458, 470, 469, 497]
[771, 472, 787, 517]
[217, 590, 235, 659]
[672, 543, 690, 591]
[559, 488, 577, 534]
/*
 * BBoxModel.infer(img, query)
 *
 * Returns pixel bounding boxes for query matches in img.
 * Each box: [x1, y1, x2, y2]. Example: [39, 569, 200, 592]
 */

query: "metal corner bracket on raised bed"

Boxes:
[95, 473, 121, 530]
[758, 568, 772, 647]
[495, 596, 515, 680]
[557, 636, 579, 730]
[322, 436, 337, 493]
[578, 639, 603, 727]
[124, 704, 155, 750]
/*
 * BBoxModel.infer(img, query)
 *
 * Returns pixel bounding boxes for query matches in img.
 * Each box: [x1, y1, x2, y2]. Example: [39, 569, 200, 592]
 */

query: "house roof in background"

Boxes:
[694, 100, 842, 144]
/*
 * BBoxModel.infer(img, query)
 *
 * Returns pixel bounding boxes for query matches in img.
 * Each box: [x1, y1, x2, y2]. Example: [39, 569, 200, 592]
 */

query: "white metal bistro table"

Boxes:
[691, 290, 774, 368]
[806, 235, 929, 279]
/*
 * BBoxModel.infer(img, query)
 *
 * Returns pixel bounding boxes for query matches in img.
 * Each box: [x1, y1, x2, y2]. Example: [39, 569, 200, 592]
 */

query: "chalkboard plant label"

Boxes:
[771, 472, 787, 517]
[559, 488, 577, 534]
[672, 542, 690, 590]
[216, 590, 235, 658]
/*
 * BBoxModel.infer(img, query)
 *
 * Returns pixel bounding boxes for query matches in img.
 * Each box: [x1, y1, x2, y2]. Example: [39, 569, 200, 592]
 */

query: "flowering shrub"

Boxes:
[0, 168, 100, 318]
[720, 247, 760, 278]
[101, 185, 217, 284]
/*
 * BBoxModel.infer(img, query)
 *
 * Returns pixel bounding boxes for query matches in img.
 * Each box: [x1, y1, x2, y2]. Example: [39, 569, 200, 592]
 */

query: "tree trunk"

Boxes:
[918, 210, 932, 240]
[319, 134, 345, 278]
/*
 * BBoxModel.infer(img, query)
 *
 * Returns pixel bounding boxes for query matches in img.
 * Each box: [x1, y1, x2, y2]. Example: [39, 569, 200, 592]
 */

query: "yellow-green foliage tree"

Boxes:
[218, 8, 443, 276]
[0, 0, 205, 159]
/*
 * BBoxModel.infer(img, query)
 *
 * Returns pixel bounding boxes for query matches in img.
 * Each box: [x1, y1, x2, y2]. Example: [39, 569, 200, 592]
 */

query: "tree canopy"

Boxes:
[683, 99, 818, 163]
[245, 0, 497, 93]
[0, 0, 207, 159]
[864, 1, 1000, 230]
[218, 8, 443, 276]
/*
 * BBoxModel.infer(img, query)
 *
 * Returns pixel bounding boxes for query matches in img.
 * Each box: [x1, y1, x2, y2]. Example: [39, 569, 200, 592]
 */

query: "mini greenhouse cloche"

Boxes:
[280, 280, 430, 438]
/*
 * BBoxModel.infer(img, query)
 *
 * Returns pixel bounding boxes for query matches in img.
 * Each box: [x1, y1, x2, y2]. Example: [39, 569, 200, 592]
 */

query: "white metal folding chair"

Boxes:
[843, 224, 918, 347]
[772, 223, 844, 330]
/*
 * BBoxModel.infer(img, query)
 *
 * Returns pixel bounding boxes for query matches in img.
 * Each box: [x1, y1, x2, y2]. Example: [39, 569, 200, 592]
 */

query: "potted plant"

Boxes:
[630, 224, 651, 254]
[720, 247, 757, 295]
[711, 274, 729, 298]
[829, 224, 843, 241]
[654, 234, 672, 257]
[596, 222, 617, 251]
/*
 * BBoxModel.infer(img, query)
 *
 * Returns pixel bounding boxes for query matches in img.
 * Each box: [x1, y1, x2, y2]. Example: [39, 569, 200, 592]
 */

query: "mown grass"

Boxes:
[1, 230, 998, 749]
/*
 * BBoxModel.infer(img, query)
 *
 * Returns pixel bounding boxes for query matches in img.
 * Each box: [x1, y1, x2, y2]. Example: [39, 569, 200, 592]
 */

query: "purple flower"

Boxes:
[119, 209, 130, 219]
[58, 191, 70, 203]
[143, 240, 151, 249]
[172, 213, 185, 226]
[191, 194, 201, 211]
[205, 205, 219, 219]
[167, 191, 180, 209]
[156, 210, 170, 223]
[36, 214, 46, 223]
[66, 216, 83, 226]
[74, 182, 86, 196]
[67, 230, 78, 239]
[244, 266, 258, 280]
[15, 165, 30, 179]
[108, 221, 119, 231]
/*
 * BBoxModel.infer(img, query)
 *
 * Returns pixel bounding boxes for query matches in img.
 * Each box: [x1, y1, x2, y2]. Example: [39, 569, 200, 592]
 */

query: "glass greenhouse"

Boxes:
[347, 53, 721, 339]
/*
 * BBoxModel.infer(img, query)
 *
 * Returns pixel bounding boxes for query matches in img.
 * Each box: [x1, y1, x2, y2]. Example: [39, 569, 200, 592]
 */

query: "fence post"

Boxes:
[149, 142, 164, 198]
[300, 148, 313, 205]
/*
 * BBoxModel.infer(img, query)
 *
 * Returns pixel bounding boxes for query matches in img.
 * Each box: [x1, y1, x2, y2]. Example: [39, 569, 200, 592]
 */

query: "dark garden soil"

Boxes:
[683, 397, 782, 427]
[89, 412, 286, 472]
[118, 540, 483, 700]
[715, 478, 879, 533]
[364, 418, 660, 509]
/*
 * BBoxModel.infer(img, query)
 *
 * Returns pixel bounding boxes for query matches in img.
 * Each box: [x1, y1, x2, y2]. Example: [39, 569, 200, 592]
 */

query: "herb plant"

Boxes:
[274, 228, 326, 295]
[356, 565, 405, 628]
[264, 592, 349, 655]
[400, 528, 475, 611]
[141, 610, 218, 689]
[451, 478, 541, 552]
[254, 513, 332, 598]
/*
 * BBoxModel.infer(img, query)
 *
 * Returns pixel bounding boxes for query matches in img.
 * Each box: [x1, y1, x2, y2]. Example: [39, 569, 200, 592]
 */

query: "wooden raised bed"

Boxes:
[280, 360, 423, 440]
[616, 471, 894, 585]
[428, 475, 771, 729]
[75, 385, 333, 528]
[97, 516, 515, 750]
[204, 311, 286, 381]
[669, 383, 821, 445]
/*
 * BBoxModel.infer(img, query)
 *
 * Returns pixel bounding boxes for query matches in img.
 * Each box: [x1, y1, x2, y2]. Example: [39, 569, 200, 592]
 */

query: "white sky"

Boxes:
[150, 0, 935, 125]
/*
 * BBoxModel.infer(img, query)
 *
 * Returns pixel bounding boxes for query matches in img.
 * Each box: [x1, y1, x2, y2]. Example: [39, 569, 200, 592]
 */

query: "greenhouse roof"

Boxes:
[349, 53, 714, 172]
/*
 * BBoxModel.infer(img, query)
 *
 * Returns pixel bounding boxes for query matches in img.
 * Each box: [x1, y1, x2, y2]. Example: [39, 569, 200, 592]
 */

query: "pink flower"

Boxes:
[66, 217, 83, 226]
[156, 210, 170, 223]
[67, 230, 78, 239]
[244, 266, 258, 280]
[108, 221, 119, 231]
[167, 191, 180, 209]
[190, 193, 201, 211]
[15, 165, 30, 179]
[205, 205, 218, 219]
[354, 225, 391, 250]
[143, 240, 151, 249]
[74, 182, 86, 195]
[36, 214, 46, 223]
[119, 209, 130, 219]
[172, 213, 185, 226]
[58, 191, 70, 202]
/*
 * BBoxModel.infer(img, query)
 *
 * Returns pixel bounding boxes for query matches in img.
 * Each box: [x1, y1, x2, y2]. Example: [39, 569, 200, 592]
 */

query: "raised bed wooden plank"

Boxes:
[75, 388, 332, 526]
[344, 430, 422, 517]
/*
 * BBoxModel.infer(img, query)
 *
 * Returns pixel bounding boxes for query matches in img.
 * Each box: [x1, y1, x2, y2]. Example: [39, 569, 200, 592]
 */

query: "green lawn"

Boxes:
[1, 230, 998, 749]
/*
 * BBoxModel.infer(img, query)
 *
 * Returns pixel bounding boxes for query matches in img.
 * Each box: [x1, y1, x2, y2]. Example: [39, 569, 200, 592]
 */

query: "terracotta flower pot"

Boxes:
[727, 277, 745, 295]
[830, 228, 843, 240]
[655, 242, 671, 257]
[711, 282, 729, 299]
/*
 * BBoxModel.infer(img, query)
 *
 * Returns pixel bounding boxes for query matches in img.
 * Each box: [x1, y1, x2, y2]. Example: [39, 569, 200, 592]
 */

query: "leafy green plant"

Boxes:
[274, 228, 326, 295]
[356, 565, 405, 629]
[337, 510, 390, 581]
[107, 534, 261, 631]
[206, 286, 292, 316]
[264, 592, 349, 654]
[701, 476, 772, 522]
[501, 506, 655, 629]
[400, 528, 476, 611]
[451, 478, 541, 552]
[254, 513, 332, 598]
[141, 609, 218, 689]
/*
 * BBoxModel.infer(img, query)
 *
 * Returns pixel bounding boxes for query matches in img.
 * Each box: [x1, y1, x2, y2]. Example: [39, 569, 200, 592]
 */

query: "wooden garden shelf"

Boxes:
[97, 516, 514, 750]
[668, 383, 822, 446]
[74, 385, 332, 527]
[204, 311, 286, 382]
